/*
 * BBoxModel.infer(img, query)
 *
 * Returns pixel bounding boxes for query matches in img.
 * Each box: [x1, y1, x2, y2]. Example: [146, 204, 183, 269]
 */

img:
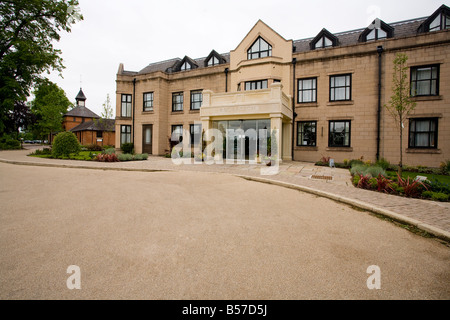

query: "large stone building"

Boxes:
[115, 5, 449, 167]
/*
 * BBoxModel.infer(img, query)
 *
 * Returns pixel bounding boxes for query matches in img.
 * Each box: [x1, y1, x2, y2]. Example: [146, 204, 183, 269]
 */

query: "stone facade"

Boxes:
[116, 5, 450, 167]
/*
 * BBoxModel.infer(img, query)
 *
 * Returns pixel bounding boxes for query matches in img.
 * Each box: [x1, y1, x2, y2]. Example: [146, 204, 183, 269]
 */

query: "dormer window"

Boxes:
[310, 29, 338, 50]
[315, 36, 333, 49]
[429, 13, 449, 31]
[418, 5, 450, 33]
[359, 19, 394, 42]
[180, 61, 191, 71]
[366, 28, 387, 41]
[78, 100, 85, 107]
[247, 37, 272, 60]
[207, 56, 219, 66]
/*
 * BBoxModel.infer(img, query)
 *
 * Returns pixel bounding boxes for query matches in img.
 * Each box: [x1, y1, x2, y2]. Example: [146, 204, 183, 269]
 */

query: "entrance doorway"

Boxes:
[213, 119, 270, 160]
[142, 125, 153, 154]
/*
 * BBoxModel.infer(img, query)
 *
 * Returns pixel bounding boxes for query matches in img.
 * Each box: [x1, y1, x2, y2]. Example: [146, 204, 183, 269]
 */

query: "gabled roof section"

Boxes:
[418, 4, 450, 33]
[359, 18, 394, 42]
[70, 119, 115, 132]
[204, 50, 227, 67]
[310, 28, 339, 50]
[171, 56, 199, 72]
[65, 106, 100, 119]
[75, 88, 86, 101]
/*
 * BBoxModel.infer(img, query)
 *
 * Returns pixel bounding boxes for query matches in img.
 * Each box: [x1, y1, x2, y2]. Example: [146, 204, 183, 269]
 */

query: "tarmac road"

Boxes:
[0, 162, 448, 299]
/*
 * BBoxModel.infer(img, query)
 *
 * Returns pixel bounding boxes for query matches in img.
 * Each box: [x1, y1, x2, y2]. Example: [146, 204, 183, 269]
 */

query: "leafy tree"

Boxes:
[0, 0, 82, 134]
[30, 79, 72, 143]
[384, 53, 416, 177]
[4, 101, 35, 139]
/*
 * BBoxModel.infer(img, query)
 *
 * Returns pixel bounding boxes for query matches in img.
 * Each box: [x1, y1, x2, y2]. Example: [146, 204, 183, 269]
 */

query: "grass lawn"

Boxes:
[387, 171, 450, 184]
[29, 151, 99, 161]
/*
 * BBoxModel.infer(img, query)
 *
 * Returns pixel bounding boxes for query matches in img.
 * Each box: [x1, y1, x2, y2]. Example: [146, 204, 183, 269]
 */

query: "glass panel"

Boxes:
[145, 128, 151, 144]
[446, 15, 450, 29]
[378, 29, 387, 39]
[417, 68, 431, 80]
[415, 120, 429, 132]
[261, 80, 268, 89]
[303, 79, 312, 90]
[334, 76, 346, 87]
[315, 39, 323, 48]
[416, 81, 430, 95]
[260, 39, 269, 51]
[260, 51, 268, 58]
[432, 66, 438, 79]
[335, 88, 346, 100]
[302, 91, 312, 102]
[367, 29, 375, 41]
[431, 80, 437, 95]
[429, 15, 441, 31]
[415, 133, 429, 147]
[324, 37, 332, 47]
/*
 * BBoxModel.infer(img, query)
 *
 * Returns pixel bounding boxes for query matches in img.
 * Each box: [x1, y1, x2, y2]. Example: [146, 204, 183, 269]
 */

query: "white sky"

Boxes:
[45, 0, 448, 116]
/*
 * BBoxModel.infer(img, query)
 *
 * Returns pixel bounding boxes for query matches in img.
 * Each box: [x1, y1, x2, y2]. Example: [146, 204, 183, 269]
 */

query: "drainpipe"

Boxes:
[376, 46, 384, 161]
[292, 58, 297, 161]
[224, 68, 229, 93]
[132, 78, 136, 144]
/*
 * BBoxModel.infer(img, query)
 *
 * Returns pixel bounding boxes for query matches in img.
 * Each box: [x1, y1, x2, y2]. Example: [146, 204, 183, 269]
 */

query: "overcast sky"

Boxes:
[45, 0, 447, 116]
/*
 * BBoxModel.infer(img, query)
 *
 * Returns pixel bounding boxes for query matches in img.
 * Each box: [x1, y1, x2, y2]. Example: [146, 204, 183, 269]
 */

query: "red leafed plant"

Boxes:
[396, 174, 428, 198]
[376, 174, 393, 193]
[357, 174, 372, 190]
[94, 153, 119, 162]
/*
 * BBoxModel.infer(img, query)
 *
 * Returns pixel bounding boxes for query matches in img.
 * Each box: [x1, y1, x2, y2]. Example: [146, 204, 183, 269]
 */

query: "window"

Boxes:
[171, 125, 183, 143]
[96, 131, 103, 138]
[207, 56, 219, 66]
[247, 37, 272, 60]
[180, 61, 191, 71]
[429, 13, 450, 31]
[329, 121, 351, 147]
[297, 121, 317, 147]
[330, 74, 351, 101]
[143, 92, 154, 112]
[411, 65, 439, 97]
[298, 78, 317, 103]
[190, 124, 202, 145]
[409, 118, 438, 149]
[121, 94, 132, 117]
[172, 92, 183, 112]
[190, 90, 203, 110]
[120, 125, 131, 145]
[315, 36, 333, 49]
[245, 80, 268, 91]
[366, 28, 387, 41]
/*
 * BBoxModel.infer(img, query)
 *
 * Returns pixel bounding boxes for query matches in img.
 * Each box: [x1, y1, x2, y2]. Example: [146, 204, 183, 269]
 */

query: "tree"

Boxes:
[0, 0, 82, 134]
[31, 79, 72, 143]
[4, 101, 35, 139]
[94, 94, 114, 131]
[384, 53, 416, 177]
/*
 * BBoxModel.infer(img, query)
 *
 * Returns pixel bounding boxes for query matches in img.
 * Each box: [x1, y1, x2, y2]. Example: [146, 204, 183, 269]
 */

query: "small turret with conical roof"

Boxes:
[75, 88, 87, 107]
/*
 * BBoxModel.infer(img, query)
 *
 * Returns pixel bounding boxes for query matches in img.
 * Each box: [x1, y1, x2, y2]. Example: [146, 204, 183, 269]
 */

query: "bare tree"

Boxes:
[384, 53, 416, 177]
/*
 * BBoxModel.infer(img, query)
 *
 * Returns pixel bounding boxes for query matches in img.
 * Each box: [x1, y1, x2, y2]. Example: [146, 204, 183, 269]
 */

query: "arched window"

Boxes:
[247, 37, 272, 60]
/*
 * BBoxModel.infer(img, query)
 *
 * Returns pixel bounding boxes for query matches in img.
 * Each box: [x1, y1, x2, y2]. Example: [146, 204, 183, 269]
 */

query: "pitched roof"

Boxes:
[65, 105, 100, 119]
[75, 88, 87, 101]
[70, 119, 115, 132]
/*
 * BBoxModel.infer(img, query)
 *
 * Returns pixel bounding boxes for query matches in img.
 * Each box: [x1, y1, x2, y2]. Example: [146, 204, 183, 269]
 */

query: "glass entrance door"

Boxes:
[142, 125, 153, 154]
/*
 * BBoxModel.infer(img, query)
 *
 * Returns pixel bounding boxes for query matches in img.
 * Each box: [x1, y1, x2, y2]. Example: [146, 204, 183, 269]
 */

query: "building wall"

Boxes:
[62, 116, 95, 131]
[75, 130, 115, 147]
[115, 18, 449, 167]
[293, 30, 450, 167]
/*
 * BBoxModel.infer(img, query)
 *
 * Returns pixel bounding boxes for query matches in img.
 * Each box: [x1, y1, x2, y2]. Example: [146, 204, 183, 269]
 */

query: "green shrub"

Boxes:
[350, 159, 365, 168]
[118, 153, 133, 161]
[426, 179, 450, 195]
[121, 143, 134, 154]
[440, 160, 450, 175]
[352, 175, 361, 186]
[0, 135, 21, 150]
[389, 183, 404, 195]
[52, 132, 81, 158]
[85, 144, 103, 151]
[103, 148, 116, 155]
[376, 158, 390, 170]
[350, 164, 367, 176]
[421, 191, 434, 199]
[32, 148, 52, 155]
[369, 178, 378, 190]
[431, 192, 449, 202]
[133, 153, 149, 161]
[350, 164, 386, 178]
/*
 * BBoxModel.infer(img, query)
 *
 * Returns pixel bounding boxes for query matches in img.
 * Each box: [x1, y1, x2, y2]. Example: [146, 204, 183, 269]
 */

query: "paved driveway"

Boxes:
[0, 162, 448, 299]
